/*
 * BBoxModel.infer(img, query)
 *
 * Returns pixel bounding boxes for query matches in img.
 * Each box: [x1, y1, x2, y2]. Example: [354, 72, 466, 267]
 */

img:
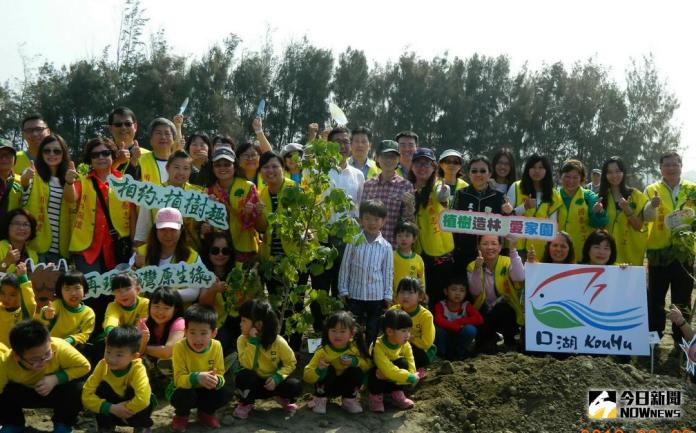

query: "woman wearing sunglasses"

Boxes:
[21, 134, 77, 264]
[437, 149, 468, 207]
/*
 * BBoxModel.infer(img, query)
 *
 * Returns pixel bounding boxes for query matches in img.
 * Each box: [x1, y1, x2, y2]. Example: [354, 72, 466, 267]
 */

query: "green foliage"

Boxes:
[670, 185, 696, 264]
[223, 262, 264, 318]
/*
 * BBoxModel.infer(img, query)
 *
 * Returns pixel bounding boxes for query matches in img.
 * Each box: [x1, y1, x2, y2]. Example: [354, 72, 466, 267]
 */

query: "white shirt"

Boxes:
[328, 164, 364, 221]
[338, 231, 394, 301]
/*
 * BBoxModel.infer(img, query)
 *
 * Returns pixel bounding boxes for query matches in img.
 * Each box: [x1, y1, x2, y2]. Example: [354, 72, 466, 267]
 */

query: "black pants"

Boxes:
[0, 380, 82, 427]
[347, 299, 385, 346]
[475, 301, 518, 350]
[170, 386, 230, 417]
[95, 382, 154, 428]
[421, 253, 455, 309]
[367, 358, 409, 394]
[313, 366, 363, 398]
[648, 260, 694, 341]
[266, 273, 308, 351]
[311, 238, 346, 332]
[412, 345, 431, 369]
[235, 369, 302, 404]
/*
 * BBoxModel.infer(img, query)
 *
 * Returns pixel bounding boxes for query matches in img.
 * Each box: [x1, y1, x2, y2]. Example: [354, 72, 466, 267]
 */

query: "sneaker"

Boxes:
[390, 390, 414, 409]
[368, 394, 384, 413]
[233, 403, 254, 419]
[307, 396, 327, 414]
[274, 396, 298, 412]
[197, 411, 221, 428]
[0, 426, 26, 433]
[341, 397, 363, 414]
[52, 424, 72, 433]
[171, 415, 188, 432]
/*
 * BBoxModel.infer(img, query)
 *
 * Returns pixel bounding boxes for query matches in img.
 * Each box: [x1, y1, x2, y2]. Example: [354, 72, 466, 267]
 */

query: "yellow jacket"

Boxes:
[82, 358, 151, 415]
[38, 300, 95, 346]
[467, 255, 524, 325]
[415, 181, 454, 257]
[511, 181, 562, 254]
[102, 297, 149, 334]
[390, 304, 436, 359]
[25, 175, 72, 257]
[370, 335, 417, 385]
[237, 334, 296, 384]
[0, 239, 38, 274]
[645, 180, 696, 250]
[303, 341, 372, 384]
[0, 274, 36, 347]
[606, 189, 649, 265]
[172, 338, 225, 389]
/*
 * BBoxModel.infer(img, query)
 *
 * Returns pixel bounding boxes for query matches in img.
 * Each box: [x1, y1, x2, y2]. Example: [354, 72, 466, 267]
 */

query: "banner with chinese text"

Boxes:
[439, 210, 556, 240]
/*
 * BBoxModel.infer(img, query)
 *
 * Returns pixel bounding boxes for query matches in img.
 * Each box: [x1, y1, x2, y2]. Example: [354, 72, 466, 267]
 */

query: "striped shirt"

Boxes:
[47, 177, 63, 254]
[362, 173, 414, 247]
[269, 192, 284, 257]
[338, 231, 394, 301]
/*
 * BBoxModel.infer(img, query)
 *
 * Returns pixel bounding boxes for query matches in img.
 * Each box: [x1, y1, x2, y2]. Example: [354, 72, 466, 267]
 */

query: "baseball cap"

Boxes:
[280, 143, 303, 158]
[0, 140, 16, 157]
[212, 146, 235, 163]
[155, 208, 183, 230]
[412, 147, 436, 162]
[438, 149, 463, 163]
[377, 140, 400, 155]
[592, 168, 601, 175]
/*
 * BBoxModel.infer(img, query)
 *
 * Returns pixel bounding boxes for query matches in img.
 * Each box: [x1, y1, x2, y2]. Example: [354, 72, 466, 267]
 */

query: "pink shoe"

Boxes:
[275, 396, 298, 412]
[341, 397, 363, 414]
[197, 411, 220, 428]
[390, 390, 414, 409]
[307, 396, 327, 414]
[368, 394, 384, 413]
[416, 368, 428, 379]
[233, 403, 254, 419]
[171, 415, 188, 432]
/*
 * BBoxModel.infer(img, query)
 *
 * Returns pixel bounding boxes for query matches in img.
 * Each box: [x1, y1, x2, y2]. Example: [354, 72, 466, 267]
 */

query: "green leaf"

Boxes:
[532, 304, 583, 329]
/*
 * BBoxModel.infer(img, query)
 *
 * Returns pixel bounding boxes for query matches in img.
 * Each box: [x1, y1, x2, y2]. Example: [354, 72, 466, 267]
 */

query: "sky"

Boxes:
[1, 0, 694, 176]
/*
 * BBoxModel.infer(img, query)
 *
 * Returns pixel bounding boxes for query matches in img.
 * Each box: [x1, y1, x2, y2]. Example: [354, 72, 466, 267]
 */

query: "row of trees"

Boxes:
[0, 0, 681, 183]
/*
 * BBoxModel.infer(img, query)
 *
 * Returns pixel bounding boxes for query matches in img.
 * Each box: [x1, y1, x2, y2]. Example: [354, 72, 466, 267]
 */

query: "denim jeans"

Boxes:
[435, 324, 477, 358]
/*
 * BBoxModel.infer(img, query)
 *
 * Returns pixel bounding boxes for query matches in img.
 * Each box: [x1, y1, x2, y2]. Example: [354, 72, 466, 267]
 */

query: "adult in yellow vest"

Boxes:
[133, 150, 204, 250]
[409, 148, 455, 306]
[235, 141, 265, 191]
[20, 134, 76, 264]
[207, 147, 262, 263]
[557, 159, 608, 261]
[131, 208, 202, 303]
[597, 157, 649, 266]
[643, 151, 696, 345]
[437, 149, 468, 208]
[107, 106, 150, 178]
[0, 209, 39, 273]
[507, 154, 562, 258]
[66, 137, 131, 274]
[0, 141, 23, 220]
[15, 114, 51, 175]
[348, 126, 381, 180]
[467, 235, 525, 353]
[138, 118, 176, 186]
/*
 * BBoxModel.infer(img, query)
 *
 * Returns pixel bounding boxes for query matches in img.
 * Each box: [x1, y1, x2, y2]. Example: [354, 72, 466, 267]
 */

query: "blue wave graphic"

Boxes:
[545, 300, 643, 331]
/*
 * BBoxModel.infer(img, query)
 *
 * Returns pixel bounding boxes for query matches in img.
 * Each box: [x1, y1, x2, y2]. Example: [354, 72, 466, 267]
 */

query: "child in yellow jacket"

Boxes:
[0, 262, 36, 347]
[233, 300, 302, 420]
[304, 310, 372, 414]
[390, 277, 436, 370]
[367, 309, 424, 413]
[82, 325, 154, 432]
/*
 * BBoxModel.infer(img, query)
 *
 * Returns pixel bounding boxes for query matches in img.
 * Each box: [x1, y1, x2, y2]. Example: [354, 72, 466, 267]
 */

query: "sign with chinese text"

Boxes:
[439, 210, 556, 240]
[525, 263, 649, 355]
[108, 174, 228, 229]
[83, 263, 216, 299]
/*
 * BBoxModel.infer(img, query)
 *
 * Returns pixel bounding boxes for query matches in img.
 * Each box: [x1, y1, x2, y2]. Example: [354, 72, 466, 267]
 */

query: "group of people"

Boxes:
[0, 107, 693, 432]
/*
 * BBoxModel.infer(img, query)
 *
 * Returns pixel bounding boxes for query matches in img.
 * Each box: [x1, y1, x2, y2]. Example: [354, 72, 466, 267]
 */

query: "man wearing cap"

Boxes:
[348, 126, 381, 180]
[362, 140, 415, 247]
[585, 168, 601, 193]
[0, 141, 22, 221]
[108, 106, 150, 178]
[16, 114, 51, 175]
[395, 130, 419, 178]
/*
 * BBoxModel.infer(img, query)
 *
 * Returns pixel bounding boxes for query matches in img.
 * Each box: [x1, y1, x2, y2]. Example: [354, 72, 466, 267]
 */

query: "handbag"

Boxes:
[92, 177, 132, 264]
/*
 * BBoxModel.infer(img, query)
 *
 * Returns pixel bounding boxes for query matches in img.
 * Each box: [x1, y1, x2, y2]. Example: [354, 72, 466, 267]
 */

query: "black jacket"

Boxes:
[452, 184, 505, 267]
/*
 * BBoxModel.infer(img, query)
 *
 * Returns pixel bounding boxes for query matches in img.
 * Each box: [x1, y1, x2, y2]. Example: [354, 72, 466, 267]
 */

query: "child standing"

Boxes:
[434, 277, 483, 360]
[0, 262, 36, 347]
[367, 309, 423, 412]
[39, 270, 95, 349]
[233, 300, 301, 419]
[170, 304, 228, 432]
[304, 310, 372, 414]
[390, 277, 436, 371]
[102, 271, 149, 336]
[82, 325, 154, 433]
[0, 320, 91, 433]
[338, 199, 394, 345]
[393, 221, 425, 300]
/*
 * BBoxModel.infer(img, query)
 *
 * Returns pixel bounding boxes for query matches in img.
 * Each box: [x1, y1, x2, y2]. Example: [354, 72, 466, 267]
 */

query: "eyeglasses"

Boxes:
[241, 153, 259, 161]
[21, 347, 53, 368]
[213, 161, 233, 168]
[111, 121, 134, 128]
[469, 169, 488, 174]
[23, 126, 48, 134]
[210, 247, 231, 255]
[42, 148, 63, 156]
[10, 221, 31, 228]
[443, 159, 461, 165]
[91, 150, 112, 159]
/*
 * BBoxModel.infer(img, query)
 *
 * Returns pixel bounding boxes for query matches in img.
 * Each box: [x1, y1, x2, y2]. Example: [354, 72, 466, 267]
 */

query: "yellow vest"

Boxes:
[0, 239, 38, 273]
[70, 173, 131, 253]
[228, 177, 258, 254]
[349, 157, 381, 180]
[606, 189, 649, 265]
[4, 174, 22, 212]
[14, 151, 33, 176]
[513, 181, 562, 254]
[135, 244, 199, 265]
[149, 182, 203, 250]
[258, 178, 298, 259]
[645, 180, 696, 250]
[25, 175, 72, 257]
[446, 178, 469, 207]
[557, 187, 591, 262]
[467, 255, 524, 325]
[139, 152, 165, 185]
[415, 181, 454, 257]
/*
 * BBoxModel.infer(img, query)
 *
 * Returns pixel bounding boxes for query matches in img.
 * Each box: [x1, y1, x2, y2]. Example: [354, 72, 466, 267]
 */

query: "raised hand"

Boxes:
[42, 304, 56, 320]
[21, 161, 35, 187]
[252, 117, 263, 134]
[65, 161, 79, 185]
[650, 190, 661, 208]
[15, 261, 27, 277]
[618, 196, 630, 213]
[501, 197, 513, 215]
[3, 248, 20, 265]
[475, 249, 484, 270]
[524, 196, 537, 210]
[307, 123, 319, 141]
[527, 244, 537, 263]
[593, 197, 604, 214]
[131, 141, 141, 166]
